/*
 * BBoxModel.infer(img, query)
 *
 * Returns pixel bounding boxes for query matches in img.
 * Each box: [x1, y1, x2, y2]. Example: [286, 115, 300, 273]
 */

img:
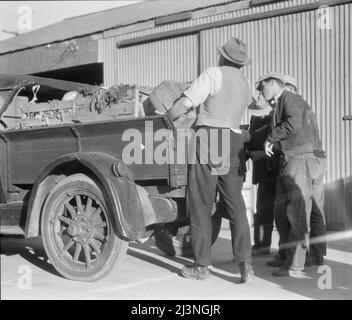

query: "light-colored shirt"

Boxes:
[273, 90, 284, 104]
[184, 67, 223, 107]
[272, 89, 285, 126]
[183, 66, 251, 134]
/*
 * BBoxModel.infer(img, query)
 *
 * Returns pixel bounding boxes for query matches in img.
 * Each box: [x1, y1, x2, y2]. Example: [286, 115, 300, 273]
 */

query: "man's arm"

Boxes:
[250, 123, 271, 144]
[166, 67, 220, 120]
[167, 96, 194, 120]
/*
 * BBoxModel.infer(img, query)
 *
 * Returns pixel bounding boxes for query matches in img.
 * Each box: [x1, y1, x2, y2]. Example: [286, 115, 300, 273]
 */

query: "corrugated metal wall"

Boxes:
[102, 0, 319, 89]
[103, 35, 198, 87]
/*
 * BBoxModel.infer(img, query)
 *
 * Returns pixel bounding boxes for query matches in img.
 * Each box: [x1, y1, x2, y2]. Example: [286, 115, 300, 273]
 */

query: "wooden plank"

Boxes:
[21, 101, 74, 113]
[0, 35, 99, 74]
[155, 12, 192, 26]
[251, 0, 280, 6]
[18, 95, 139, 128]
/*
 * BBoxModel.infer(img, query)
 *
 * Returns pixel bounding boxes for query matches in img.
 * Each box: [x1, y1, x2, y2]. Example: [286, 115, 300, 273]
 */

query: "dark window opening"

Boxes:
[33, 63, 103, 85]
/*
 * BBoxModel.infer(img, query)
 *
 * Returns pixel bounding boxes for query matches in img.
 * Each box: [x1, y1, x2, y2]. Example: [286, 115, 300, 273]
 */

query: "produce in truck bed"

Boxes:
[16, 84, 143, 128]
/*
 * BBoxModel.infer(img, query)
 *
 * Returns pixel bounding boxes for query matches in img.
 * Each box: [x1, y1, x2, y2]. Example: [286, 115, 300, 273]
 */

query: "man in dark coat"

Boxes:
[284, 75, 327, 267]
[256, 72, 325, 276]
[246, 94, 280, 255]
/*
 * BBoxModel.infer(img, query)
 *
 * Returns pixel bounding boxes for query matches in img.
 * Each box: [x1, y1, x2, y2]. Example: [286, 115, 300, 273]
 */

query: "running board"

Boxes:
[0, 201, 27, 236]
[0, 225, 25, 236]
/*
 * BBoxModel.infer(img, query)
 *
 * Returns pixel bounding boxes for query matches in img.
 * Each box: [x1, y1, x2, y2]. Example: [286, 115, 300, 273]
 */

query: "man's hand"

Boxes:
[167, 97, 193, 120]
[264, 140, 274, 157]
[248, 91, 270, 111]
[241, 130, 251, 143]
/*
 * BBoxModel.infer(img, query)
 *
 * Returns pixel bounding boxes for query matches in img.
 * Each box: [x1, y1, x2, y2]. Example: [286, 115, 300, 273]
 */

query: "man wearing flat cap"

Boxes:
[256, 72, 324, 276]
[167, 37, 254, 283]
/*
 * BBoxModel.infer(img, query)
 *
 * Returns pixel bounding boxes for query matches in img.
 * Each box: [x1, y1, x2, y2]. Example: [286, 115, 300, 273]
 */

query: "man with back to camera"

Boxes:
[166, 37, 254, 283]
[256, 72, 325, 276]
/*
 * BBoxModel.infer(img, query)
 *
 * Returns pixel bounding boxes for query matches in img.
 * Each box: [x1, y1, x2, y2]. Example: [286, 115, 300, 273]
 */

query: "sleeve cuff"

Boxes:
[266, 137, 276, 144]
[183, 90, 196, 107]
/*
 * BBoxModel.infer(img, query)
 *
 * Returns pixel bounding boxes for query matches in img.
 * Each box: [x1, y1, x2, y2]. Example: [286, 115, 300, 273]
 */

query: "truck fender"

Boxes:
[25, 152, 147, 241]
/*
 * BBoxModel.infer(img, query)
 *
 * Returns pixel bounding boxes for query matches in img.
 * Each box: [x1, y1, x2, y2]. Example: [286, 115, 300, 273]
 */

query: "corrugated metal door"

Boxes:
[103, 34, 199, 87]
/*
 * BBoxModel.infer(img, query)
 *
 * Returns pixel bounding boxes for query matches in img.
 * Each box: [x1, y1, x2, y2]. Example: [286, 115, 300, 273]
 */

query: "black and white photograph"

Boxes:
[0, 0, 351, 303]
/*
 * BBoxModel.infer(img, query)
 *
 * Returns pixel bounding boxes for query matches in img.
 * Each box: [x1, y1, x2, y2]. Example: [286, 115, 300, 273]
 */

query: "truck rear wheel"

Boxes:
[152, 215, 222, 257]
[41, 174, 128, 281]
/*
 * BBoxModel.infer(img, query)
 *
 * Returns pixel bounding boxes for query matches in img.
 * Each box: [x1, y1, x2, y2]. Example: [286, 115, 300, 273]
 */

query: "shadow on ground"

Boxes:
[1, 233, 351, 300]
[0, 235, 60, 278]
[128, 235, 352, 300]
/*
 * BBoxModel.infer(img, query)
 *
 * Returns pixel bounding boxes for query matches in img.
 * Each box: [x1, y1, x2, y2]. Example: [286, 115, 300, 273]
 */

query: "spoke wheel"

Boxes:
[52, 191, 109, 269]
[41, 174, 128, 281]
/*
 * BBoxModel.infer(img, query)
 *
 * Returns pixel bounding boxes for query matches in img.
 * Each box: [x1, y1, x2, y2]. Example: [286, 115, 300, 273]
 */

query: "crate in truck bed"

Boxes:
[18, 85, 145, 128]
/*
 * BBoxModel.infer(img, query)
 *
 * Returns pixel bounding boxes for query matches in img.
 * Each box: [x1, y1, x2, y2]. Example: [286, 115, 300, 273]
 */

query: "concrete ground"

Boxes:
[1, 228, 352, 300]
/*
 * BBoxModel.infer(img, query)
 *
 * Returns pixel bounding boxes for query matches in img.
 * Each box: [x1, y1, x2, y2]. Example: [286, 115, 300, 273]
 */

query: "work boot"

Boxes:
[266, 255, 283, 267]
[239, 262, 255, 283]
[180, 264, 210, 280]
[305, 255, 325, 267]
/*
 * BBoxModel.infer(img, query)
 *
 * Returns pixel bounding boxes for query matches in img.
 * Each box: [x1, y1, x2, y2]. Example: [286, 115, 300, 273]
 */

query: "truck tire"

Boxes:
[152, 215, 222, 257]
[41, 174, 128, 281]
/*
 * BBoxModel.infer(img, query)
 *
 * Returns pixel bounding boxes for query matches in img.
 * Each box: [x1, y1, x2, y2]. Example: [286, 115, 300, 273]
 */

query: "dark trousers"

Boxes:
[253, 178, 276, 248]
[275, 154, 326, 270]
[274, 156, 327, 263]
[309, 158, 327, 257]
[274, 175, 290, 261]
[187, 129, 251, 266]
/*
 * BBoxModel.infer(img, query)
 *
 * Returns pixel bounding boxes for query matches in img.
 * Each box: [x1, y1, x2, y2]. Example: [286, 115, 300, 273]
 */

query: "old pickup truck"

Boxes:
[0, 74, 222, 281]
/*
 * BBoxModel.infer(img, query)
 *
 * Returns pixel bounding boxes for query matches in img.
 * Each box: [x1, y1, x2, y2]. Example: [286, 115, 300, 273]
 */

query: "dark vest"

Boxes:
[248, 114, 280, 184]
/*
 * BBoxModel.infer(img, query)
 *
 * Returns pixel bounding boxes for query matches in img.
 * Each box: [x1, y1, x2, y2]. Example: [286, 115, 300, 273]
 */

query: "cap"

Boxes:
[255, 72, 286, 90]
[284, 74, 298, 89]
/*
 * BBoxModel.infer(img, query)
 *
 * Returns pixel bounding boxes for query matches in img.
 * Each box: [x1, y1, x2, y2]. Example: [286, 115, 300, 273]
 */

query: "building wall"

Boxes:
[0, 35, 101, 75]
[101, 0, 352, 229]
[103, 35, 198, 87]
